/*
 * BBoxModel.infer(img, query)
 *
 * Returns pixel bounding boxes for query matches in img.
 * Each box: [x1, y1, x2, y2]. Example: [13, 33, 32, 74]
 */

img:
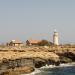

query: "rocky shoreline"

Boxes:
[0, 46, 75, 75]
[1, 66, 34, 75]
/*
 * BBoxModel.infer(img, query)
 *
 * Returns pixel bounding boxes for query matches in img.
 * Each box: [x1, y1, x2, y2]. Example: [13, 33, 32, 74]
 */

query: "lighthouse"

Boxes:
[53, 30, 59, 45]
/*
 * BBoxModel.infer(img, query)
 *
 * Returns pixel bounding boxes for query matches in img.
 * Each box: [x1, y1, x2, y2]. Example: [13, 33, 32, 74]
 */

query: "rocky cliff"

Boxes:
[0, 46, 75, 75]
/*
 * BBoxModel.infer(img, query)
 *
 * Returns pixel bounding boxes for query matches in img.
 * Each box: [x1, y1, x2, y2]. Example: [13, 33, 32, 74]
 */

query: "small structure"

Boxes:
[53, 30, 59, 45]
[8, 40, 23, 46]
[26, 39, 41, 46]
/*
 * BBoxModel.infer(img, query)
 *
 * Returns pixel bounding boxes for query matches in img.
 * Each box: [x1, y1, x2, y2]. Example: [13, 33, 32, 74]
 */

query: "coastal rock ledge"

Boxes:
[1, 66, 34, 75]
[0, 51, 59, 75]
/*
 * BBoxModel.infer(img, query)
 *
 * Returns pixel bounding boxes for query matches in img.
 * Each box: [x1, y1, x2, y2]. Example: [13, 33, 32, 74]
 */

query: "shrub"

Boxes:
[38, 40, 53, 46]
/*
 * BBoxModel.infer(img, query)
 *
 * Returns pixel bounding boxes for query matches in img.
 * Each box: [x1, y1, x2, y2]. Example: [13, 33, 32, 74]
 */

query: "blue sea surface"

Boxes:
[36, 66, 75, 75]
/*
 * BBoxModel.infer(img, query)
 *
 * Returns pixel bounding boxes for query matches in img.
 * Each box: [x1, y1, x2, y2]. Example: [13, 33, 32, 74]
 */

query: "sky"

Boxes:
[0, 0, 75, 44]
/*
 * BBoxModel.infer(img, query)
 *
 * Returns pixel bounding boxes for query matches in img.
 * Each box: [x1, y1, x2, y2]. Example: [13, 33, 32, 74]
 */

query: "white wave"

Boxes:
[40, 63, 75, 69]
[59, 63, 75, 67]
[40, 64, 56, 69]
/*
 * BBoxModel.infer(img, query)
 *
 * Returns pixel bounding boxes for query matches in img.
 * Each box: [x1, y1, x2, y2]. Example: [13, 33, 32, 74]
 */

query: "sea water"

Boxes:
[21, 63, 75, 75]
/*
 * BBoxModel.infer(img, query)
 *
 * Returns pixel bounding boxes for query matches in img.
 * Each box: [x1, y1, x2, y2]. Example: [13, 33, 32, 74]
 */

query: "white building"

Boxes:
[53, 30, 59, 45]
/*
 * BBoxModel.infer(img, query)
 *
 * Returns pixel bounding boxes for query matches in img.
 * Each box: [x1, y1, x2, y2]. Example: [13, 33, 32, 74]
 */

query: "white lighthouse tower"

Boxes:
[53, 30, 59, 45]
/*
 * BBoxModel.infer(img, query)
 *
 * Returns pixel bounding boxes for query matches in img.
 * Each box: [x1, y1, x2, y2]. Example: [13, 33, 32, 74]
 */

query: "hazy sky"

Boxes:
[0, 0, 75, 44]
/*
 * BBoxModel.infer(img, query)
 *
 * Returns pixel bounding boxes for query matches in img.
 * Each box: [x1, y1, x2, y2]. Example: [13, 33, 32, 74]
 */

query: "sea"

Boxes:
[21, 63, 75, 75]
